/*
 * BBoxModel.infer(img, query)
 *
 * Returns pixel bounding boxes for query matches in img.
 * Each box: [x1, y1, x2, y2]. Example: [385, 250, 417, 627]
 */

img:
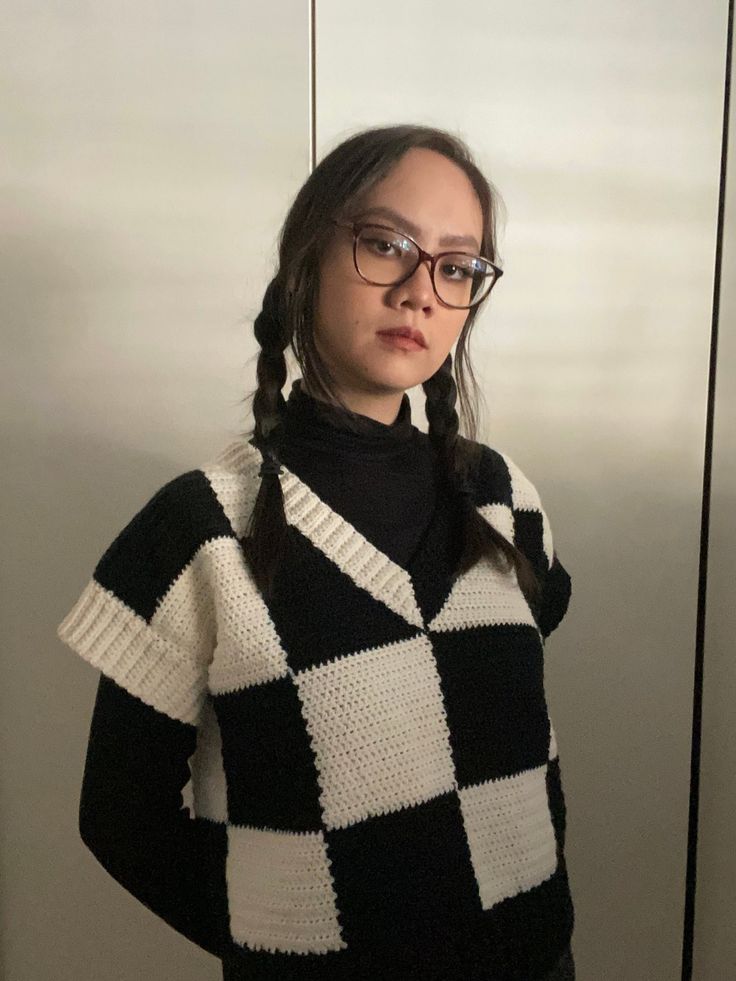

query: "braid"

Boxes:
[423, 353, 472, 496]
[243, 292, 541, 615]
[251, 277, 289, 451]
[423, 354, 542, 613]
[243, 277, 291, 599]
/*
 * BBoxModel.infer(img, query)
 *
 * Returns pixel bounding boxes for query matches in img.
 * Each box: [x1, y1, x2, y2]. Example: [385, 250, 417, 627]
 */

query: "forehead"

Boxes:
[347, 147, 484, 250]
[351, 204, 482, 253]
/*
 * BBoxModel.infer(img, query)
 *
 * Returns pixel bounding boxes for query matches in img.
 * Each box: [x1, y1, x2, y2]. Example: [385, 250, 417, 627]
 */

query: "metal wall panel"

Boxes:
[2, 4, 309, 980]
[316, 2, 728, 978]
[695, 9, 736, 979]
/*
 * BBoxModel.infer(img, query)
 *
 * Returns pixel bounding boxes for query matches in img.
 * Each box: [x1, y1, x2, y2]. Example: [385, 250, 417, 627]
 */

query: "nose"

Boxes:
[399, 256, 437, 305]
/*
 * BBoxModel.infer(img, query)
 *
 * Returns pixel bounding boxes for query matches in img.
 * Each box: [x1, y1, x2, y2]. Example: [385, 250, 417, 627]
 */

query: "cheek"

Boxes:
[434, 318, 467, 360]
[316, 283, 370, 343]
[314, 281, 340, 341]
[427, 347, 453, 376]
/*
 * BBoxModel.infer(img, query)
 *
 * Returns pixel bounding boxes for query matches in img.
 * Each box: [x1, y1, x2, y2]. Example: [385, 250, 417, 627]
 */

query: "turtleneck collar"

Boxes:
[276, 377, 416, 452]
[262, 377, 442, 572]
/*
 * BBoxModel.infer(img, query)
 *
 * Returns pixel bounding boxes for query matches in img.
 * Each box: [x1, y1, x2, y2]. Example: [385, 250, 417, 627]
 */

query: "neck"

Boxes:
[300, 379, 406, 426]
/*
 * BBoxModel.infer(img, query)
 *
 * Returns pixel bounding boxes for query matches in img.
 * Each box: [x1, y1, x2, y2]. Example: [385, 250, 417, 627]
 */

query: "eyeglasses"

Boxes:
[331, 218, 503, 309]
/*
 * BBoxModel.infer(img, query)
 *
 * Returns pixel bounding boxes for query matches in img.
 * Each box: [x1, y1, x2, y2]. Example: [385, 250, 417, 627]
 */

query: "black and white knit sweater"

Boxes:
[57, 378, 574, 981]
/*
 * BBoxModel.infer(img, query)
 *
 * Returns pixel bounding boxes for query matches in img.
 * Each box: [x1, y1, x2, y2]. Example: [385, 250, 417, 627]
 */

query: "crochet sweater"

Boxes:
[56, 380, 574, 981]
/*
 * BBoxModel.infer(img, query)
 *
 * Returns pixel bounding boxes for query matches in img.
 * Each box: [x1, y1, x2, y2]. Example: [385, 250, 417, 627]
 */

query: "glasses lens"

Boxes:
[355, 224, 496, 308]
[355, 224, 416, 282]
[435, 253, 496, 307]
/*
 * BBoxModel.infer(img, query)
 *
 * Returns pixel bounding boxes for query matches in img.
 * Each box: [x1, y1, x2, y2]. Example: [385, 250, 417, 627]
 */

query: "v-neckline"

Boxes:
[242, 439, 464, 631]
[207, 437, 536, 642]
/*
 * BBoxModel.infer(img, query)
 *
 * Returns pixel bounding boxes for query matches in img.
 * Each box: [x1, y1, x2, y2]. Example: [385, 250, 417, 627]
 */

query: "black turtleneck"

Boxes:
[271, 378, 443, 571]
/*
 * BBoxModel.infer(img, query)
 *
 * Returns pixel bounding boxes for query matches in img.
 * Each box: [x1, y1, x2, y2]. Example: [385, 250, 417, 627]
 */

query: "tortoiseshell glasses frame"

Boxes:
[331, 218, 504, 309]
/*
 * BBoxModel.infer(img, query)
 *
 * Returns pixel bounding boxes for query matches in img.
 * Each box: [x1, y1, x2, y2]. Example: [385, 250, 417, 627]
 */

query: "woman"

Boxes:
[58, 123, 575, 980]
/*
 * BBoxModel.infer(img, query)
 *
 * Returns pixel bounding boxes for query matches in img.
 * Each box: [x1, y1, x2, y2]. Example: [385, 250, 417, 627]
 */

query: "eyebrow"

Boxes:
[351, 205, 481, 252]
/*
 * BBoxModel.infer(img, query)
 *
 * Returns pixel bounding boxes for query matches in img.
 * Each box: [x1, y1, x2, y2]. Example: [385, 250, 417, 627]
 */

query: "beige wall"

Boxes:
[316, 2, 732, 978]
[2, 2, 732, 979]
[2, 5, 309, 981]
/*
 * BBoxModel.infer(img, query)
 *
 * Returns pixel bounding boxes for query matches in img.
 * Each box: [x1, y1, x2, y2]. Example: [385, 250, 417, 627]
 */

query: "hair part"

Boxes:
[237, 123, 542, 618]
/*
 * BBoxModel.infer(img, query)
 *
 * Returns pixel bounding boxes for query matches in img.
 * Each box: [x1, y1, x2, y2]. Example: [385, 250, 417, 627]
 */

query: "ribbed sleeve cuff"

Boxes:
[57, 578, 207, 725]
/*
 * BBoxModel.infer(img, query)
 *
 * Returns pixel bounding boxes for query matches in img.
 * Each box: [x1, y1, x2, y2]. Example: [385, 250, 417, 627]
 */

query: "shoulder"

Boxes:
[460, 437, 555, 573]
[461, 437, 545, 512]
[94, 469, 216, 577]
[93, 438, 259, 586]
[461, 437, 572, 636]
[142, 435, 263, 529]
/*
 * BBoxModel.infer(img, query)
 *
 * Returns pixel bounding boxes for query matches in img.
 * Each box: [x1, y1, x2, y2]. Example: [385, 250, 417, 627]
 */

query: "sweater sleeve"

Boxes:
[56, 472, 229, 959]
[491, 447, 572, 643]
[538, 551, 572, 640]
[80, 672, 229, 957]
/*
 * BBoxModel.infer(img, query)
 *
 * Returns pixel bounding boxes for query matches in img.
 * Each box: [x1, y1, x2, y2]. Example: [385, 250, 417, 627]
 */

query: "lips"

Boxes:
[377, 327, 427, 348]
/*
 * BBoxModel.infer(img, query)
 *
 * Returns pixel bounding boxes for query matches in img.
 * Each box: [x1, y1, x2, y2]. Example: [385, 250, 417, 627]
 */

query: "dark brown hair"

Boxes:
[238, 123, 541, 614]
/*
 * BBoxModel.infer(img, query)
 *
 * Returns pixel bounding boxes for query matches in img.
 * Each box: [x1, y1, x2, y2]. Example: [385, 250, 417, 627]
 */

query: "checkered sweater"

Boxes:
[57, 411, 574, 980]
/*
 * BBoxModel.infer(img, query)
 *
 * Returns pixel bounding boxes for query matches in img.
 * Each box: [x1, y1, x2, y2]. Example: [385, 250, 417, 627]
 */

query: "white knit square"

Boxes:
[428, 551, 537, 634]
[295, 634, 456, 831]
[498, 451, 554, 570]
[226, 825, 345, 955]
[203, 453, 261, 541]
[459, 764, 558, 909]
[187, 696, 228, 824]
[151, 547, 216, 663]
[477, 501, 515, 545]
[204, 537, 291, 696]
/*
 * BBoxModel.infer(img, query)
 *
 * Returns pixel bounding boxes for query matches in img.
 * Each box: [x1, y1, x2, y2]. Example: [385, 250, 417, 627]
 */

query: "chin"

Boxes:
[369, 364, 431, 391]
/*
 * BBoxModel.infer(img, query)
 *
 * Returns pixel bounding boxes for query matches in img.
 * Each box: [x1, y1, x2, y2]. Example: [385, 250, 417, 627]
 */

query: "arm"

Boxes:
[490, 447, 572, 642]
[57, 470, 229, 957]
[538, 551, 572, 640]
[79, 671, 229, 958]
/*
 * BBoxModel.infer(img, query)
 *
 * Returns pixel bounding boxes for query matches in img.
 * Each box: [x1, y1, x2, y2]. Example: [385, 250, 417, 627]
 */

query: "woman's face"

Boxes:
[313, 147, 485, 407]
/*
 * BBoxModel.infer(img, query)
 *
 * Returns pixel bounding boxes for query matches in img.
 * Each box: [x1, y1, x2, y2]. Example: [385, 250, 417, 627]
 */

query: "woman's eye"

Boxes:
[441, 262, 472, 280]
[366, 237, 398, 255]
